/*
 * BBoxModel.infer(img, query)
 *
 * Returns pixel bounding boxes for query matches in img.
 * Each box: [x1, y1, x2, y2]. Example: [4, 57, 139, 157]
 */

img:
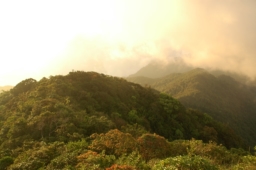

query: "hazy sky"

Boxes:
[1, 0, 256, 86]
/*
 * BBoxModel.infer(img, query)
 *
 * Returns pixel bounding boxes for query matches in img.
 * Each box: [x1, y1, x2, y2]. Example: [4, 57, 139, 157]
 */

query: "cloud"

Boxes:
[1, 0, 256, 85]
[160, 0, 256, 78]
[57, 0, 256, 79]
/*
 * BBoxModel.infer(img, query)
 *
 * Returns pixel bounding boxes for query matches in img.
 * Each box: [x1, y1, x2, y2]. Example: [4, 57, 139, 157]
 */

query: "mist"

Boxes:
[54, 0, 256, 79]
[1, 0, 256, 86]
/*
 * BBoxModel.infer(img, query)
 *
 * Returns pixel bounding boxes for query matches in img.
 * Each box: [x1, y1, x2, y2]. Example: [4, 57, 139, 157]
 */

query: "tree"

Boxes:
[0, 156, 14, 170]
[10, 78, 37, 96]
[137, 133, 171, 161]
[89, 129, 139, 156]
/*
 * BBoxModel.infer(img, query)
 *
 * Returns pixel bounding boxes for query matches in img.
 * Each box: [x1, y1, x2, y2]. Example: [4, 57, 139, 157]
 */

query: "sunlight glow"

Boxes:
[0, 0, 129, 85]
[0, 0, 183, 85]
[1, 0, 256, 85]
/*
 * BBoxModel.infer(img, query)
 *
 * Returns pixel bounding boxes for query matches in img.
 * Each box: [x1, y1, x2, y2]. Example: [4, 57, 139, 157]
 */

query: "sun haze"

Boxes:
[1, 0, 256, 86]
[0, 0, 127, 85]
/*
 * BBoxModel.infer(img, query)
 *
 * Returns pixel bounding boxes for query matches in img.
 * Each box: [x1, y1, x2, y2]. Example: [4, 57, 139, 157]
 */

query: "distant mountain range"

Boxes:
[0, 85, 13, 92]
[128, 59, 256, 86]
[127, 61, 256, 147]
[129, 59, 193, 79]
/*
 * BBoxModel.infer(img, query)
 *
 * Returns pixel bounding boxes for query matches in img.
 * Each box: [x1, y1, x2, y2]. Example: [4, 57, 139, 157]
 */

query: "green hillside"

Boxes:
[0, 71, 252, 169]
[127, 68, 256, 147]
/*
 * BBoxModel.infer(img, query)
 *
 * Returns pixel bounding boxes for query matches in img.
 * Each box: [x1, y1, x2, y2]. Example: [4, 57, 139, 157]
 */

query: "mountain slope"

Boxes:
[127, 68, 256, 146]
[0, 71, 244, 150]
[0, 71, 253, 169]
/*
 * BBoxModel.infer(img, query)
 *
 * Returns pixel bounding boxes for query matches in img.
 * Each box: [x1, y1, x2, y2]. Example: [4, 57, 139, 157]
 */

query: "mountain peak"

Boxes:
[128, 59, 193, 78]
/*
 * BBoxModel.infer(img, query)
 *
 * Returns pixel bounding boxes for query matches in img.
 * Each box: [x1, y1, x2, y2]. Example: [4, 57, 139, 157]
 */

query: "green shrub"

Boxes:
[152, 155, 218, 170]
[0, 156, 14, 170]
[115, 152, 150, 170]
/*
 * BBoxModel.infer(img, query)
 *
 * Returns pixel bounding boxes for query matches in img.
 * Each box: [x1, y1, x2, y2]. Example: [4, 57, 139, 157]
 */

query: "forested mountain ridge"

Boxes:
[127, 68, 256, 147]
[129, 60, 256, 87]
[0, 71, 252, 169]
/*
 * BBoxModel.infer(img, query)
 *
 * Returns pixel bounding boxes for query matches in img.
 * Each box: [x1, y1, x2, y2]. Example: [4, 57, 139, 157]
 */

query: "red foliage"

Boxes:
[106, 164, 136, 170]
[137, 133, 171, 161]
[89, 129, 139, 156]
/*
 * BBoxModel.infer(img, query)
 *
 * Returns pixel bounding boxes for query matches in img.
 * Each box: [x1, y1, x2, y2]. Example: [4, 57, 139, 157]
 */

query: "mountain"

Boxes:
[0, 71, 242, 147]
[127, 68, 256, 147]
[129, 59, 194, 78]
[129, 60, 256, 87]
[0, 71, 248, 169]
[0, 85, 13, 92]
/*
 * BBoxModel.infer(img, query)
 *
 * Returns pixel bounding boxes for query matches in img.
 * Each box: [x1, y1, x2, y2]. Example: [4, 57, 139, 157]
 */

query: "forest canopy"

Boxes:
[0, 71, 254, 169]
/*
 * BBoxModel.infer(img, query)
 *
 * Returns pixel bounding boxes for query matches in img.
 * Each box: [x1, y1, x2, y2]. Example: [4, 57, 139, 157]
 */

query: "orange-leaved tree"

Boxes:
[89, 129, 139, 156]
[137, 133, 171, 161]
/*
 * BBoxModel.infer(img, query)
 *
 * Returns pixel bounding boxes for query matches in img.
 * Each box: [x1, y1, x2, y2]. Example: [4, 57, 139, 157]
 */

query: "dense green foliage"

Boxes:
[0, 71, 254, 169]
[127, 68, 256, 147]
[2, 130, 256, 169]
